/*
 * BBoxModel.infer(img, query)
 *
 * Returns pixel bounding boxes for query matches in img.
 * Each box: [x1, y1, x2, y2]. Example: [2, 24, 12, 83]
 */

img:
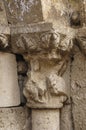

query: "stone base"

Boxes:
[32, 109, 60, 130]
[0, 107, 30, 130]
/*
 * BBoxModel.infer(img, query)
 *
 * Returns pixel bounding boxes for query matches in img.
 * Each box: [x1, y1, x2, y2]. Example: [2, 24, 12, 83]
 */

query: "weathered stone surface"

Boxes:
[8, 22, 74, 109]
[71, 46, 86, 130]
[24, 72, 67, 108]
[3, 0, 85, 28]
[76, 27, 86, 55]
[0, 26, 10, 35]
[10, 22, 52, 34]
[0, 1, 86, 130]
[22, 30, 73, 108]
[0, 33, 9, 48]
[61, 104, 72, 130]
[0, 107, 30, 130]
[60, 61, 73, 130]
[32, 109, 60, 130]
[0, 0, 8, 25]
[0, 1, 10, 49]
[10, 22, 52, 53]
[60, 58, 74, 130]
[0, 52, 20, 107]
[4, 0, 43, 25]
[41, 0, 83, 28]
[62, 60, 71, 98]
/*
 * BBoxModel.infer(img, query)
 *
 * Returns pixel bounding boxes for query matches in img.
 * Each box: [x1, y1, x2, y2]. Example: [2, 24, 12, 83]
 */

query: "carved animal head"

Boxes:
[24, 80, 46, 103]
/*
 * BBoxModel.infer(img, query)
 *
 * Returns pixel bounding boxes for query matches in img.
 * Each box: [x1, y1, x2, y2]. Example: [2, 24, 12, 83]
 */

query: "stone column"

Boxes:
[0, 1, 27, 129]
[32, 109, 60, 130]
[0, 52, 20, 107]
[21, 31, 74, 130]
[0, 27, 29, 129]
[23, 57, 67, 130]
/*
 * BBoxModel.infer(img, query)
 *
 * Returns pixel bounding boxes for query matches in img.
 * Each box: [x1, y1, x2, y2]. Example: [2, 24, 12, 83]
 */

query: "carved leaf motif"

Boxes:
[12, 30, 74, 57]
[40, 32, 60, 49]
[16, 34, 38, 52]
[21, 35, 38, 51]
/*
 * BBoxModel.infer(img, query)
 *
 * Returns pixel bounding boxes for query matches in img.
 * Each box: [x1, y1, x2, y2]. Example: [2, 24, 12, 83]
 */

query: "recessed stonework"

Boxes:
[0, 52, 20, 107]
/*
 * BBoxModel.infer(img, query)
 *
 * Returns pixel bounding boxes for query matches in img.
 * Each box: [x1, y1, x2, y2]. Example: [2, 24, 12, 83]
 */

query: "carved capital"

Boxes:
[11, 30, 74, 59]
[10, 23, 74, 108]
[23, 53, 68, 108]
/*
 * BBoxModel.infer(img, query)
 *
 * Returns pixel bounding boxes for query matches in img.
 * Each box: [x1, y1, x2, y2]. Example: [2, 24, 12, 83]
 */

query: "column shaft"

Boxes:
[0, 52, 20, 107]
[32, 109, 60, 130]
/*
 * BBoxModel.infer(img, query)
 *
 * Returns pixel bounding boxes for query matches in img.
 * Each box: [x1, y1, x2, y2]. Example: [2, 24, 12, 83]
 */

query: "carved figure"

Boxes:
[23, 80, 47, 104]
[46, 73, 67, 96]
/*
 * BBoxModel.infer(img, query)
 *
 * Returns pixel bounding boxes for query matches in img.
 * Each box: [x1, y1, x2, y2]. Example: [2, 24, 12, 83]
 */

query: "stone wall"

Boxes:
[0, 0, 86, 130]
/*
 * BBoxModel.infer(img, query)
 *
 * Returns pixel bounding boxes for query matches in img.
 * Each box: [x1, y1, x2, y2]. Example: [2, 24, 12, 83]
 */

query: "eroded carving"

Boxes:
[46, 73, 67, 96]
[0, 34, 8, 48]
[11, 31, 74, 55]
[1, 24, 84, 109]
[76, 28, 86, 55]
[0, 23, 74, 108]
[23, 71, 68, 108]
[21, 31, 74, 108]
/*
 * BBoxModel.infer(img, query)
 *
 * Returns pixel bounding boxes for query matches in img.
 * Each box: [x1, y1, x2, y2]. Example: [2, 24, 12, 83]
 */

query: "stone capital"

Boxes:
[9, 22, 74, 108]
